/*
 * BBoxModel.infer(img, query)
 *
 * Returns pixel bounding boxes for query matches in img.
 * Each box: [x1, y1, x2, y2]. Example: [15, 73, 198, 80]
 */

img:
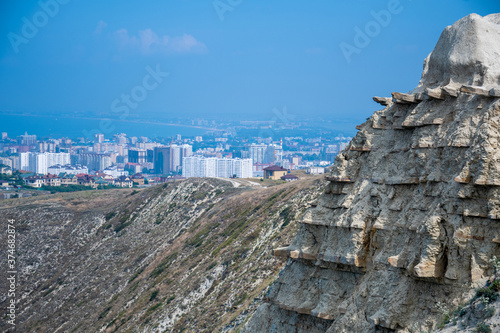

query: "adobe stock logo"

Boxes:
[213, 0, 243, 21]
[7, 0, 71, 54]
[339, 0, 406, 63]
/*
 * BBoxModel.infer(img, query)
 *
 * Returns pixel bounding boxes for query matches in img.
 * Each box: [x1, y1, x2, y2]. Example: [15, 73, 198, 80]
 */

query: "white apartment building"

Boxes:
[182, 156, 252, 178]
[20, 152, 71, 174]
[103, 165, 128, 178]
[0, 157, 14, 169]
[48, 164, 89, 175]
[248, 143, 282, 164]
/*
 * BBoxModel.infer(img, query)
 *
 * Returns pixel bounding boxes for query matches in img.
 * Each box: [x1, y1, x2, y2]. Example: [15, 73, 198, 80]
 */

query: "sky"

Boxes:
[1, 0, 499, 129]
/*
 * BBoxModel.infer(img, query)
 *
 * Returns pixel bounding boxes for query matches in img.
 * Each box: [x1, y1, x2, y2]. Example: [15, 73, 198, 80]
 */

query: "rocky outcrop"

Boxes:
[243, 13, 500, 333]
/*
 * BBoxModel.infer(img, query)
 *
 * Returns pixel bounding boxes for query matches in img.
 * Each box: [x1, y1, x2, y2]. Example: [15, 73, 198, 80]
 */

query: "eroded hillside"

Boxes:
[0, 176, 325, 332]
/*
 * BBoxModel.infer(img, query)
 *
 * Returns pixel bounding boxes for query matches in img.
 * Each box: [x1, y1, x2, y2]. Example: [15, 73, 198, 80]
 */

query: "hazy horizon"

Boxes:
[1, 1, 500, 129]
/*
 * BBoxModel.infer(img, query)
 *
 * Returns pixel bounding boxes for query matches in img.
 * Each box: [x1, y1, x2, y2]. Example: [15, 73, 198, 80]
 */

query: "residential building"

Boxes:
[153, 144, 192, 174]
[131, 173, 146, 185]
[24, 174, 61, 187]
[128, 148, 147, 164]
[94, 133, 104, 143]
[125, 163, 142, 174]
[20, 152, 71, 174]
[249, 144, 267, 164]
[248, 143, 282, 164]
[24, 175, 45, 188]
[48, 164, 88, 175]
[17, 132, 37, 145]
[103, 165, 128, 178]
[77, 174, 96, 187]
[0, 165, 12, 175]
[182, 156, 252, 178]
[59, 173, 78, 185]
[114, 133, 127, 145]
[281, 174, 299, 182]
[154, 146, 173, 174]
[114, 175, 133, 188]
[263, 165, 288, 180]
[306, 167, 325, 175]
[73, 153, 112, 172]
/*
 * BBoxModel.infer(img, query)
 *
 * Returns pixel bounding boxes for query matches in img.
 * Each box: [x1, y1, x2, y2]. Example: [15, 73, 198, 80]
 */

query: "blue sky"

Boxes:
[1, 0, 499, 127]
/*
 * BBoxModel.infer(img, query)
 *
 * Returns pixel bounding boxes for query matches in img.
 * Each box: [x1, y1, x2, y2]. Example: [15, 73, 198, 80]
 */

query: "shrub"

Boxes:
[145, 303, 162, 317]
[475, 287, 498, 303]
[149, 290, 159, 302]
[491, 279, 500, 291]
[475, 323, 492, 333]
[485, 306, 495, 317]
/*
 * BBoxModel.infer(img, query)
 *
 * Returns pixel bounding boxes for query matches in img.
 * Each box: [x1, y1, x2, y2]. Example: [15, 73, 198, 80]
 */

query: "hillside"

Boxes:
[0, 176, 325, 332]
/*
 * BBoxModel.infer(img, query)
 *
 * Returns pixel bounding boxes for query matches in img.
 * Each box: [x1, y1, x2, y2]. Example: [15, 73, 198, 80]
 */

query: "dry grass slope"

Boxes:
[0, 176, 325, 333]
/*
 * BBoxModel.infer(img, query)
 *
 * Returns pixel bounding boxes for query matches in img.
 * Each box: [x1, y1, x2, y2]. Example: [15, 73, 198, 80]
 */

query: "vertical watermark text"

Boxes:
[5, 219, 17, 328]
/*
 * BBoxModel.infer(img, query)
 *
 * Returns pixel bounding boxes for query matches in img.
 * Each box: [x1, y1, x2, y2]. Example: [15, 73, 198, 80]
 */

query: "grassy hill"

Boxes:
[0, 176, 325, 332]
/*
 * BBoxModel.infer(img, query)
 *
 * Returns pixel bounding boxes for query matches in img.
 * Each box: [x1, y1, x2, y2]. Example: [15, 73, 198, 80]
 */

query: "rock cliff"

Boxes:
[242, 13, 500, 333]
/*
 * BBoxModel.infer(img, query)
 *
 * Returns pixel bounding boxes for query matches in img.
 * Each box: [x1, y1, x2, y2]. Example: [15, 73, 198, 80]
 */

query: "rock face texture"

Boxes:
[243, 13, 500, 333]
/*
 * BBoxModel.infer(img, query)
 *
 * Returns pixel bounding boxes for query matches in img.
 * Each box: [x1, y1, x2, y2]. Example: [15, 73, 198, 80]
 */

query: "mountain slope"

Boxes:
[0, 176, 325, 332]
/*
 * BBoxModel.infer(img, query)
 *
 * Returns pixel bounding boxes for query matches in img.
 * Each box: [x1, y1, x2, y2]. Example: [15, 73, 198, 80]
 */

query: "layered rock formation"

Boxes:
[243, 13, 500, 332]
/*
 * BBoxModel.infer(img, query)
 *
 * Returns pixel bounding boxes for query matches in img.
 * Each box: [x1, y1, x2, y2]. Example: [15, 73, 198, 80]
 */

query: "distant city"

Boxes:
[0, 118, 352, 198]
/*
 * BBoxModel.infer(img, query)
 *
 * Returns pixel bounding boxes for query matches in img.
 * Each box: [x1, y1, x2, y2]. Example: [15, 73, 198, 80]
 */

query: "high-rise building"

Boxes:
[182, 156, 252, 178]
[73, 153, 112, 172]
[19, 152, 71, 174]
[113, 133, 127, 145]
[0, 157, 13, 168]
[249, 144, 267, 164]
[154, 147, 173, 175]
[180, 144, 193, 160]
[171, 146, 181, 172]
[94, 133, 104, 143]
[147, 149, 154, 163]
[129, 148, 147, 164]
[17, 132, 37, 145]
[154, 144, 193, 174]
[248, 143, 282, 164]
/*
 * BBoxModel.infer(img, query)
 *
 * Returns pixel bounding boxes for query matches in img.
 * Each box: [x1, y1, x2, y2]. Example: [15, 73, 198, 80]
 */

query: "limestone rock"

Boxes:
[373, 96, 392, 106]
[460, 85, 491, 96]
[426, 87, 446, 100]
[243, 13, 500, 333]
[392, 92, 418, 104]
[414, 13, 500, 92]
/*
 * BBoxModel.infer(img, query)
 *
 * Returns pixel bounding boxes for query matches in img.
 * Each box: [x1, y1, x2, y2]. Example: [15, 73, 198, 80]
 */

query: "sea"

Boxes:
[0, 114, 214, 139]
